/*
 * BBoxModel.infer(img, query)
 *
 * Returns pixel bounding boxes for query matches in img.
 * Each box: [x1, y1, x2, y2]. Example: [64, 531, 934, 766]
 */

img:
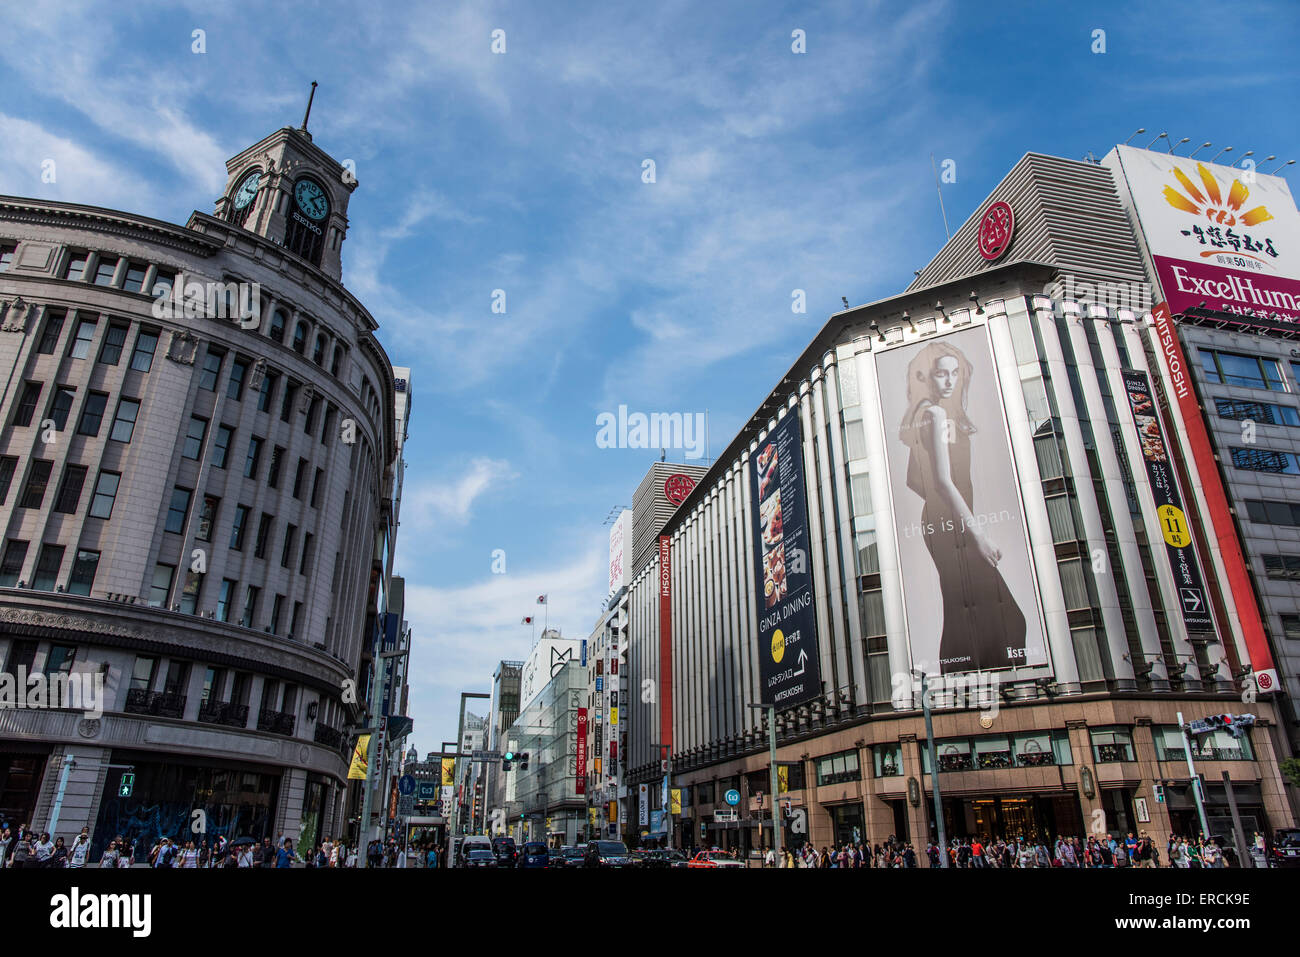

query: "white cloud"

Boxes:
[0, 113, 155, 209]
[403, 457, 516, 529]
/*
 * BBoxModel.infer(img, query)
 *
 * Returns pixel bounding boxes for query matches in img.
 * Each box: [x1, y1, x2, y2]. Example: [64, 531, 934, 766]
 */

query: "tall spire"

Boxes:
[300, 80, 318, 132]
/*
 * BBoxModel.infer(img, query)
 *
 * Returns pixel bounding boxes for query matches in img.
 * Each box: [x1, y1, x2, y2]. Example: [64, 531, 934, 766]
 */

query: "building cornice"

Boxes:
[0, 195, 224, 256]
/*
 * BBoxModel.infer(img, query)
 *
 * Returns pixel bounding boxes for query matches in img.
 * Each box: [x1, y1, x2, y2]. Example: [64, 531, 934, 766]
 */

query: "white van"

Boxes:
[458, 835, 492, 867]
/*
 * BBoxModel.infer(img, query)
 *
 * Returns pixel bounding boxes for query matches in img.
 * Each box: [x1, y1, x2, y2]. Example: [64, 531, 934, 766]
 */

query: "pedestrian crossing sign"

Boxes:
[119, 772, 134, 797]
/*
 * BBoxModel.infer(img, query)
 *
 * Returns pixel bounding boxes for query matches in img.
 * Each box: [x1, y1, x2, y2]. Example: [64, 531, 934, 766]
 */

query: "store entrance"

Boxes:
[0, 750, 47, 828]
[939, 793, 1084, 843]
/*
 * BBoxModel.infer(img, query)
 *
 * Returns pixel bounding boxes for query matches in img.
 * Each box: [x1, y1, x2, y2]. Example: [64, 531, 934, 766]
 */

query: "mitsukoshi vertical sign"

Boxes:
[750, 412, 821, 708]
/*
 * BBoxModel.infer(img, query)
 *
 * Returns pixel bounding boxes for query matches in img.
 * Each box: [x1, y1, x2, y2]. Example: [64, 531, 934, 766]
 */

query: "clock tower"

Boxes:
[214, 120, 357, 282]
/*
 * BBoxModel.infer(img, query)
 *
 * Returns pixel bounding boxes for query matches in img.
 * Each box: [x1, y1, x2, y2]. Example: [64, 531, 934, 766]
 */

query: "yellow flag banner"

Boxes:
[348, 735, 370, 780]
[778, 765, 789, 794]
[441, 758, 456, 786]
[670, 789, 681, 814]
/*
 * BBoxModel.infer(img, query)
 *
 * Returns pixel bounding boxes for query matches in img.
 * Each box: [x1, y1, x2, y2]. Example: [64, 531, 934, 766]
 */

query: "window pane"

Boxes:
[37, 311, 66, 354]
[67, 550, 100, 596]
[89, 471, 120, 519]
[32, 544, 65, 590]
[93, 257, 118, 286]
[69, 319, 97, 359]
[213, 425, 233, 468]
[110, 398, 140, 442]
[0, 540, 29, 587]
[166, 487, 191, 534]
[129, 330, 159, 372]
[149, 563, 175, 607]
[53, 465, 88, 513]
[77, 392, 108, 436]
[122, 263, 146, 293]
[183, 416, 207, 460]
[19, 460, 53, 509]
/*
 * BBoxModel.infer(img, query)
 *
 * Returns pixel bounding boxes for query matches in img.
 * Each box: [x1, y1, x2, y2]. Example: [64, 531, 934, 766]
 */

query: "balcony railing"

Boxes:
[314, 724, 342, 749]
[977, 751, 1013, 770]
[938, 753, 974, 772]
[257, 708, 296, 736]
[1159, 746, 1249, 762]
[1016, 751, 1056, 767]
[125, 688, 187, 719]
[1093, 743, 1133, 763]
[197, 700, 249, 728]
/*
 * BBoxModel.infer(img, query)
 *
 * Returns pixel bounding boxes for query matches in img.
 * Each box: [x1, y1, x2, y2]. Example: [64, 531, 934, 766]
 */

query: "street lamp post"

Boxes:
[358, 647, 407, 868]
[912, 671, 949, 867]
[745, 703, 781, 866]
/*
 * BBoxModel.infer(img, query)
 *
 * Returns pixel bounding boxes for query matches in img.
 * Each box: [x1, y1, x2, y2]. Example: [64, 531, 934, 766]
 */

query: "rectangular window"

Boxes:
[43, 644, 76, 676]
[130, 656, 157, 692]
[166, 486, 192, 534]
[19, 460, 53, 509]
[199, 348, 224, 391]
[1282, 614, 1300, 642]
[254, 512, 273, 559]
[151, 270, 175, 299]
[69, 318, 97, 359]
[53, 464, 88, 513]
[1245, 499, 1300, 528]
[92, 256, 118, 286]
[37, 311, 66, 354]
[815, 749, 861, 786]
[228, 357, 249, 400]
[1216, 398, 1300, 427]
[75, 392, 108, 436]
[230, 504, 250, 550]
[281, 381, 298, 423]
[0, 243, 15, 271]
[281, 525, 297, 568]
[267, 446, 284, 488]
[197, 495, 219, 542]
[129, 329, 159, 372]
[241, 586, 260, 628]
[244, 435, 263, 479]
[299, 532, 314, 575]
[47, 386, 76, 431]
[149, 563, 175, 607]
[321, 404, 336, 445]
[97, 322, 129, 366]
[293, 457, 308, 499]
[213, 425, 233, 469]
[849, 473, 872, 518]
[89, 470, 121, 519]
[109, 397, 140, 442]
[270, 594, 285, 634]
[217, 579, 236, 622]
[0, 456, 16, 505]
[1200, 348, 1285, 390]
[0, 540, 29, 587]
[290, 601, 303, 638]
[1230, 446, 1300, 475]
[257, 371, 278, 413]
[32, 543, 65, 590]
[121, 262, 147, 293]
[1262, 554, 1300, 582]
[303, 395, 320, 435]
[179, 571, 203, 615]
[64, 252, 88, 281]
[183, 416, 208, 460]
[162, 660, 189, 697]
[14, 382, 42, 427]
[311, 467, 325, 508]
[1090, 727, 1135, 763]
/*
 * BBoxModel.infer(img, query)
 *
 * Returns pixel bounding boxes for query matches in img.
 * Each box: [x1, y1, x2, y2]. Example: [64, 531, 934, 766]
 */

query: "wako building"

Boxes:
[0, 121, 400, 857]
[624, 145, 1297, 856]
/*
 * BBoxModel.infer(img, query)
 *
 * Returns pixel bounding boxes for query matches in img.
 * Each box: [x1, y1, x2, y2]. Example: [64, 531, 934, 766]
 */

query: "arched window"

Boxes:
[269, 309, 287, 344]
[331, 344, 345, 377]
[292, 321, 308, 355]
[313, 332, 328, 366]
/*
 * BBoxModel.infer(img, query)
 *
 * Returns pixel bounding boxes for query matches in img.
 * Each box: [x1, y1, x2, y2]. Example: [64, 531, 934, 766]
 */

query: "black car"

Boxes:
[584, 840, 634, 868]
[1270, 828, 1300, 867]
[638, 848, 688, 869]
[552, 845, 585, 869]
[492, 836, 517, 866]
[466, 849, 497, 869]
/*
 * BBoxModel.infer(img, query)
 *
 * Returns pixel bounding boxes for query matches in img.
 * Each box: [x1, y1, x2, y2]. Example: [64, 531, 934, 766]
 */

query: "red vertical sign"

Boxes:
[1151, 302, 1279, 691]
[575, 708, 588, 795]
[658, 535, 672, 751]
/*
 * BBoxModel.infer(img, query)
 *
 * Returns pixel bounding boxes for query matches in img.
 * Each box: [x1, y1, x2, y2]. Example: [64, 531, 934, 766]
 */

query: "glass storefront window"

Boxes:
[873, 744, 903, 777]
[1090, 727, 1134, 763]
[816, 750, 860, 786]
[975, 736, 1013, 770]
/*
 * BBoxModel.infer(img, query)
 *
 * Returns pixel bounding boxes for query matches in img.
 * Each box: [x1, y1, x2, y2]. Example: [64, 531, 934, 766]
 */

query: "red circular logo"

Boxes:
[977, 201, 1015, 261]
[1258, 672, 1273, 691]
[664, 474, 696, 506]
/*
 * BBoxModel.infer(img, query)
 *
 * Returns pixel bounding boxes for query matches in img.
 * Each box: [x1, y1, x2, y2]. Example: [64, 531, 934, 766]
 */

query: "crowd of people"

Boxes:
[757, 831, 1251, 868]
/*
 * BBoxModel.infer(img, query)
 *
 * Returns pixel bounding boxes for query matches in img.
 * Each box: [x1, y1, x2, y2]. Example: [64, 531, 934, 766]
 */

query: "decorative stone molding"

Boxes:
[165, 329, 199, 365]
[77, 718, 102, 738]
[249, 356, 267, 390]
[0, 607, 143, 639]
[1, 296, 29, 332]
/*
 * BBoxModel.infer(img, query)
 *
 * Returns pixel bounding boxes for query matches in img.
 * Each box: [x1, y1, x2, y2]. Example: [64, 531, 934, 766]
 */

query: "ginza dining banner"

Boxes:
[875, 324, 1048, 676]
[749, 410, 822, 708]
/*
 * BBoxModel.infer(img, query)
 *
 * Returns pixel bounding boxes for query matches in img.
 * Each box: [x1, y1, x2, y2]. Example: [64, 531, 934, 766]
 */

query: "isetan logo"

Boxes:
[49, 888, 151, 937]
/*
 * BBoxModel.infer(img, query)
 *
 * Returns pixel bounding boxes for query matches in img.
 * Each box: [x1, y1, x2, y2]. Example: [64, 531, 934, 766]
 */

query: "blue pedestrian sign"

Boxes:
[724, 789, 740, 807]
[398, 774, 416, 796]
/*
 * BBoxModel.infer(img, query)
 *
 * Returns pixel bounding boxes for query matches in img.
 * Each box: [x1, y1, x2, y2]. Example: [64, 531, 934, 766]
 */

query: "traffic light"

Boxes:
[118, 772, 135, 798]
[503, 751, 514, 771]
[519, 752, 530, 770]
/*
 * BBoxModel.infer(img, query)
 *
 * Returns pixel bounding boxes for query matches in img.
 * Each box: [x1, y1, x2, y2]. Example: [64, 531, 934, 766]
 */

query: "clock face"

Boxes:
[294, 179, 329, 221]
[233, 171, 260, 210]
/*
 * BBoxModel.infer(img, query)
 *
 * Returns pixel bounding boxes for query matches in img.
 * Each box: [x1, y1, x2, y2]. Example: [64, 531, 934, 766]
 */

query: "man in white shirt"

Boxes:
[68, 827, 91, 868]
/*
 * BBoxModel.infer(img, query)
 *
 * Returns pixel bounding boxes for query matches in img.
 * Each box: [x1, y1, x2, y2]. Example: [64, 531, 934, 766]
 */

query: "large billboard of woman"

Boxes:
[875, 324, 1048, 676]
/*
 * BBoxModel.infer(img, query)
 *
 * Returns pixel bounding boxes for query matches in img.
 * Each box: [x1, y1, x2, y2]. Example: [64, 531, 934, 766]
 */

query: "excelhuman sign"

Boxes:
[1106, 145, 1300, 325]
[749, 411, 822, 708]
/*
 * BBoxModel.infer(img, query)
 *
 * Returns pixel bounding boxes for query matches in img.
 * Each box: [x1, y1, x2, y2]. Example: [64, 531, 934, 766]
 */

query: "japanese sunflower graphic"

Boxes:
[1162, 162, 1273, 227]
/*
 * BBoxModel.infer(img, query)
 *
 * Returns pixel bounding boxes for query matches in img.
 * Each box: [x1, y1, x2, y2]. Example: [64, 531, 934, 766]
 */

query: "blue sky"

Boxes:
[2, 0, 1298, 758]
